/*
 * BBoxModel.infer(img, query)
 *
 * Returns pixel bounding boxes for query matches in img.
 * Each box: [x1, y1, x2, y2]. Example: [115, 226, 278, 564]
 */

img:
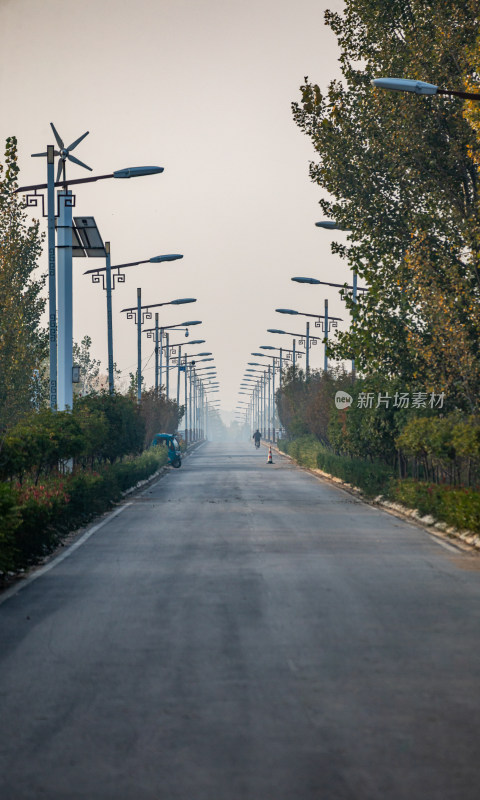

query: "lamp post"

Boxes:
[259, 345, 304, 386]
[249, 361, 277, 441]
[275, 308, 343, 373]
[142, 321, 201, 395]
[84, 252, 184, 394]
[245, 368, 268, 437]
[182, 355, 215, 443]
[121, 301, 197, 401]
[371, 77, 480, 101]
[251, 352, 281, 441]
[19, 131, 164, 410]
[275, 311, 312, 375]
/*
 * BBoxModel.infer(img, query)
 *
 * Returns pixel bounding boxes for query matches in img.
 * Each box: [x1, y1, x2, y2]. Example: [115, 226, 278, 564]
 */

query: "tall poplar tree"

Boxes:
[0, 137, 46, 432]
[292, 0, 480, 410]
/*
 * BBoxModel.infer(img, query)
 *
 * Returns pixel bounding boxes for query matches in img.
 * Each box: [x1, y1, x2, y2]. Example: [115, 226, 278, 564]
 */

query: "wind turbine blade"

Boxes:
[56, 160, 64, 183]
[32, 150, 60, 158]
[66, 130, 89, 152]
[50, 123, 64, 150]
[67, 153, 92, 172]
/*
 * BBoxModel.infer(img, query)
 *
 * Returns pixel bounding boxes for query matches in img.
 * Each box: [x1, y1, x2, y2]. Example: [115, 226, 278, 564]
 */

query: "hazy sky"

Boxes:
[0, 0, 347, 418]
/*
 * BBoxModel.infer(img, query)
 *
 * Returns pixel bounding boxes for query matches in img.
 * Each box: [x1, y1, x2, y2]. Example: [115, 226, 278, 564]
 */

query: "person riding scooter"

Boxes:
[253, 429, 261, 448]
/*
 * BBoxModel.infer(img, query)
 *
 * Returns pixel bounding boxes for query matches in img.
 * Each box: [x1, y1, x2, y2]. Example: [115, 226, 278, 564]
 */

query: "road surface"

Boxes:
[1, 442, 480, 799]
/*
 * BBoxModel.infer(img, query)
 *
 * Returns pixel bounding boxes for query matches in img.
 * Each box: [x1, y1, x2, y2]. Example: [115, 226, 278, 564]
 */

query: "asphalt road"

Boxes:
[1, 442, 480, 800]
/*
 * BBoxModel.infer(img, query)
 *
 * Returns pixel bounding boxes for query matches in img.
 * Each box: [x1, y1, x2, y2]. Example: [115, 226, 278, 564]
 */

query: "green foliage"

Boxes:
[72, 335, 102, 395]
[0, 395, 147, 482]
[328, 375, 416, 463]
[292, 1, 480, 409]
[138, 388, 184, 449]
[0, 409, 84, 482]
[0, 483, 21, 572]
[390, 479, 480, 533]
[397, 413, 480, 484]
[0, 137, 47, 431]
[276, 366, 352, 444]
[276, 369, 416, 465]
[0, 448, 168, 574]
[73, 393, 145, 463]
[278, 435, 394, 497]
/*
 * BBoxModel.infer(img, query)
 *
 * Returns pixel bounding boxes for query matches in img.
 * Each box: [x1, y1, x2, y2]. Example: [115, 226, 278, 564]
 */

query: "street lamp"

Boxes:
[121, 298, 198, 402]
[84, 252, 184, 394]
[315, 220, 348, 230]
[276, 307, 342, 373]
[142, 320, 202, 396]
[267, 328, 307, 373]
[19, 123, 163, 410]
[249, 357, 280, 442]
[371, 77, 480, 101]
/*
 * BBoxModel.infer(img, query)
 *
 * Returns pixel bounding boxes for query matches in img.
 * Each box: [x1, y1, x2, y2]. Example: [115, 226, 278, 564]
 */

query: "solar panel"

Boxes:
[73, 216, 106, 258]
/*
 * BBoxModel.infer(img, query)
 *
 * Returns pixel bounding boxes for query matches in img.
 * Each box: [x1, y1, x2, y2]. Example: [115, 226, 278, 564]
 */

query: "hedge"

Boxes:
[279, 435, 480, 533]
[278, 435, 394, 497]
[389, 479, 480, 534]
[0, 448, 168, 575]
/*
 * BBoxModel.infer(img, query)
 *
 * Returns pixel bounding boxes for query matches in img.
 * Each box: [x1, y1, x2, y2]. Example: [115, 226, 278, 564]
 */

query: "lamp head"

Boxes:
[315, 220, 338, 229]
[291, 277, 321, 285]
[371, 77, 438, 95]
[171, 297, 196, 304]
[113, 166, 164, 178]
[149, 254, 183, 263]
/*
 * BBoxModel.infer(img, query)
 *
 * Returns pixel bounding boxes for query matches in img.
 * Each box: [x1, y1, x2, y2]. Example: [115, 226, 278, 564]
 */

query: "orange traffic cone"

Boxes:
[267, 445, 273, 464]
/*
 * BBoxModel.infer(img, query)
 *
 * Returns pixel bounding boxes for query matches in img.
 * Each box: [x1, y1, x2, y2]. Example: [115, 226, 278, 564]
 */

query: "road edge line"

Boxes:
[0, 503, 132, 606]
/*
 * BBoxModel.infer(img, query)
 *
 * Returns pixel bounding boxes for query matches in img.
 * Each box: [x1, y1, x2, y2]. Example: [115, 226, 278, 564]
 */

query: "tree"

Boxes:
[292, 1, 480, 409]
[0, 137, 46, 432]
[138, 389, 183, 448]
[72, 335, 102, 395]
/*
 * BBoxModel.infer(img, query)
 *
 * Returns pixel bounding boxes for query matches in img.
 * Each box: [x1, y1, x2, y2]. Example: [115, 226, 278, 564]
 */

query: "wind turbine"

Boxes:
[32, 122, 92, 182]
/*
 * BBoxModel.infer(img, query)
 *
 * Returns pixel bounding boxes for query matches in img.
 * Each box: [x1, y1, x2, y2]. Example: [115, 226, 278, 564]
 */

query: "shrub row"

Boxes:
[0, 448, 168, 575]
[388, 480, 480, 534]
[278, 435, 394, 497]
[0, 395, 145, 482]
[279, 436, 480, 533]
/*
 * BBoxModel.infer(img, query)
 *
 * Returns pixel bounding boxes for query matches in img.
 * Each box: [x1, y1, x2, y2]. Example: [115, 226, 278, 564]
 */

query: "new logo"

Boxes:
[335, 391, 353, 410]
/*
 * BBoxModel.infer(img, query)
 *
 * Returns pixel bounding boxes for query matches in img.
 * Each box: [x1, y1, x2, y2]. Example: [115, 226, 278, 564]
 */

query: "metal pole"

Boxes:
[176, 344, 182, 407]
[306, 320, 310, 377]
[57, 189, 73, 411]
[195, 373, 198, 440]
[272, 358, 276, 443]
[279, 348, 283, 387]
[47, 146, 57, 410]
[154, 313, 159, 394]
[136, 288, 142, 401]
[263, 373, 266, 438]
[324, 298, 329, 373]
[159, 329, 163, 391]
[184, 354, 188, 445]
[267, 366, 271, 441]
[166, 332, 170, 398]
[293, 339, 296, 375]
[189, 364, 193, 442]
[105, 242, 114, 394]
